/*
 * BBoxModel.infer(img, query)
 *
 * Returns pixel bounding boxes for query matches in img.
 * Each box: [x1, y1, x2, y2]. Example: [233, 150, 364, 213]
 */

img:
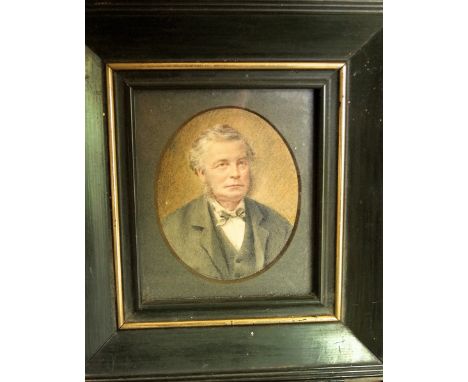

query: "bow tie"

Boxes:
[216, 208, 246, 226]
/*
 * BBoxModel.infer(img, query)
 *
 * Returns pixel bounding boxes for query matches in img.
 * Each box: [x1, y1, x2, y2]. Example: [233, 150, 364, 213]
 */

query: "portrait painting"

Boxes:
[87, 17, 382, 380]
[157, 107, 299, 281]
[130, 87, 316, 304]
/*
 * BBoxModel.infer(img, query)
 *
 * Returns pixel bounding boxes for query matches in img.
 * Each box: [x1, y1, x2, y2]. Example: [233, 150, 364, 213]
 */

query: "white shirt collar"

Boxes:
[208, 197, 245, 216]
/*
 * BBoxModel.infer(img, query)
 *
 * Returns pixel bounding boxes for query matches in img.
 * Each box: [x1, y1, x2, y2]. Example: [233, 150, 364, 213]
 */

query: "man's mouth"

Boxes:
[226, 184, 243, 188]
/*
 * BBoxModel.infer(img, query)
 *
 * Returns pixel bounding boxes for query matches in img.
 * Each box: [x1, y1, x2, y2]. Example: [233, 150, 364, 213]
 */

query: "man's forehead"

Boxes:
[205, 140, 248, 156]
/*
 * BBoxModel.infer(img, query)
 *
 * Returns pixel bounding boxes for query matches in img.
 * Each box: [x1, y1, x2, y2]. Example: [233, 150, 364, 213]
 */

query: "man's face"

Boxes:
[197, 139, 251, 208]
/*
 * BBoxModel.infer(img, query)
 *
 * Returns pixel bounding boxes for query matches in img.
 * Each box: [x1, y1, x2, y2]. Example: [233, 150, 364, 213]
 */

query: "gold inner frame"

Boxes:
[105, 62, 347, 329]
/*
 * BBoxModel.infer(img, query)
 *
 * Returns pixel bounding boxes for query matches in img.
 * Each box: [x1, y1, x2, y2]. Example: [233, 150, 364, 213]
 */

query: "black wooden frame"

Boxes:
[86, 1, 382, 380]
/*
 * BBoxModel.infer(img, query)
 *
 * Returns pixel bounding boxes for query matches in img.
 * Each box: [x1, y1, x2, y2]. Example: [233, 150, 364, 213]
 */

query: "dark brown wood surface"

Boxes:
[86, 323, 381, 381]
[343, 30, 383, 360]
[85, 47, 117, 361]
[86, 0, 384, 14]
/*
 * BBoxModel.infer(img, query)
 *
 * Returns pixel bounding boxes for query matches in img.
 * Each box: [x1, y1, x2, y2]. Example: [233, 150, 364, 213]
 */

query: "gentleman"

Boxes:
[162, 124, 292, 280]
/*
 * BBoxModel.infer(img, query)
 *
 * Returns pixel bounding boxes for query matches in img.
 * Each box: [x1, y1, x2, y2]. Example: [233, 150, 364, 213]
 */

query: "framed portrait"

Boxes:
[86, 2, 382, 381]
[106, 62, 344, 328]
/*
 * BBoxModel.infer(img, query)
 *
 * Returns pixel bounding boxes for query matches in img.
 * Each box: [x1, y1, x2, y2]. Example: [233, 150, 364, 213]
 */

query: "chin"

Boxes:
[229, 192, 247, 201]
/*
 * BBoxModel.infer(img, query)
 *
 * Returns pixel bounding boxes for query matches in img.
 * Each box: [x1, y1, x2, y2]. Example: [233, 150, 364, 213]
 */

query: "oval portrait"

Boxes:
[156, 107, 299, 281]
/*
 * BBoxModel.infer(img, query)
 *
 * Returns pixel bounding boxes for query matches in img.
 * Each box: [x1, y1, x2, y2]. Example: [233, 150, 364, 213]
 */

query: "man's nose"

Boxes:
[229, 164, 240, 178]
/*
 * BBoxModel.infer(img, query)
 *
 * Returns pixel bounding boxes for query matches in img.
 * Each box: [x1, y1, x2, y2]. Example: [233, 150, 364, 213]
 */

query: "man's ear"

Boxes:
[196, 169, 205, 182]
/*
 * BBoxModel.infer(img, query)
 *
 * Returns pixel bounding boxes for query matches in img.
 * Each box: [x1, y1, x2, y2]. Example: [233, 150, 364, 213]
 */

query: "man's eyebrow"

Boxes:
[212, 159, 228, 165]
[210, 157, 248, 166]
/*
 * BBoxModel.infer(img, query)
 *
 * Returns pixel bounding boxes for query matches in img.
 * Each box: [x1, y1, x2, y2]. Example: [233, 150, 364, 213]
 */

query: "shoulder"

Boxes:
[162, 197, 204, 231]
[163, 199, 194, 223]
[246, 198, 292, 232]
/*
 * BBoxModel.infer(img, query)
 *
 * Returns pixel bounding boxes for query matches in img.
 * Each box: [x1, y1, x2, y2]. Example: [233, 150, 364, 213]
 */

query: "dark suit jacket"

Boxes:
[162, 196, 292, 280]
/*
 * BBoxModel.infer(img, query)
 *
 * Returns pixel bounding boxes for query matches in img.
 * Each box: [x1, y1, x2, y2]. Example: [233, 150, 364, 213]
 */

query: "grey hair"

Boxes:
[189, 124, 255, 173]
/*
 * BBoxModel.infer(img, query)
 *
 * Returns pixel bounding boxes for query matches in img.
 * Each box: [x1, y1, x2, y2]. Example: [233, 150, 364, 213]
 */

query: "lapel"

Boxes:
[187, 197, 230, 278]
[245, 198, 270, 271]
